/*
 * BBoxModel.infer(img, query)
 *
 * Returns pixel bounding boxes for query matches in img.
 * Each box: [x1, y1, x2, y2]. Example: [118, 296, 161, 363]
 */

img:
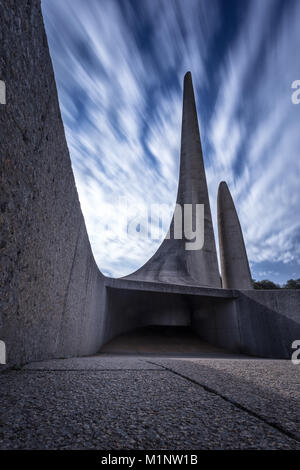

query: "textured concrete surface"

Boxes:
[106, 277, 234, 297]
[236, 289, 300, 358]
[218, 181, 252, 289]
[124, 72, 220, 288]
[0, 0, 105, 366]
[152, 358, 300, 441]
[0, 355, 299, 449]
[191, 290, 300, 358]
[23, 355, 163, 371]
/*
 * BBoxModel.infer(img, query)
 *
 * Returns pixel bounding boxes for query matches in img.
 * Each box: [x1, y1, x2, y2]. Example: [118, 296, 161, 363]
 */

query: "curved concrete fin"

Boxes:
[124, 72, 220, 287]
[217, 181, 253, 289]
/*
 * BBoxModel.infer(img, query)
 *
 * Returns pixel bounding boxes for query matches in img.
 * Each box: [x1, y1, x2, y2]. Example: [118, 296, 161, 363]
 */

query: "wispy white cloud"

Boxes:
[206, 0, 300, 281]
[42, 0, 300, 282]
[42, 0, 220, 277]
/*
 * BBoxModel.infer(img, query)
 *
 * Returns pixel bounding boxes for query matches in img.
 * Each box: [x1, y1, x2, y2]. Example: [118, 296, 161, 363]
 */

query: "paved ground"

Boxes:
[0, 355, 299, 450]
[101, 326, 229, 355]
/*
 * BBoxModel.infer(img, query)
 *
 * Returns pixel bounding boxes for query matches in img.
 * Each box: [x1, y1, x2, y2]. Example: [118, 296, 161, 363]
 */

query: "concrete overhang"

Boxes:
[104, 277, 237, 299]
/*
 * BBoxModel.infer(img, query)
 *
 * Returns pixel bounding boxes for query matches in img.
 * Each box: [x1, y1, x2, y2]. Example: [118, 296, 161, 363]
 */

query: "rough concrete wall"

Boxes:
[191, 290, 300, 359]
[191, 297, 241, 353]
[236, 290, 300, 358]
[0, 0, 105, 366]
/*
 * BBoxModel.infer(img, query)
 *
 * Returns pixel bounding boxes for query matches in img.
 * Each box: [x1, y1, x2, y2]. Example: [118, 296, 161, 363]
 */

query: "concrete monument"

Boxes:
[125, 72, 220, 287]
[1, 0, 299, 367]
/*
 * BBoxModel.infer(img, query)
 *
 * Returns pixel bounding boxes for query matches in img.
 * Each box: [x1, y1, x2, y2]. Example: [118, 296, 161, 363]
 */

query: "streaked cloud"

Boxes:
[42, 0, 300, 283]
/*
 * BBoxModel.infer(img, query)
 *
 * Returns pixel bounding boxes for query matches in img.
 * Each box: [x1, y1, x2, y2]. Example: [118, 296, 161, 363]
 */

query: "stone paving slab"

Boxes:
[22, 355, 163, 370]
[0, 368, 299, 450]
[148, 358, 300, 441]
[0, 356, 300, 450]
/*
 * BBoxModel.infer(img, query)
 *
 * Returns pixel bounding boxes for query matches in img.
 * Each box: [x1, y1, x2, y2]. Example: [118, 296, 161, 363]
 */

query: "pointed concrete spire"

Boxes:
[174, 71, 221, 286]
[217, 181, 253, 289]
[124, 72, 220, 287]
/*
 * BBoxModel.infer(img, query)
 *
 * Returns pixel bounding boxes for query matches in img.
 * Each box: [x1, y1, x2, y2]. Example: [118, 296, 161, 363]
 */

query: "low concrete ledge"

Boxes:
[238, 289, 300, 323]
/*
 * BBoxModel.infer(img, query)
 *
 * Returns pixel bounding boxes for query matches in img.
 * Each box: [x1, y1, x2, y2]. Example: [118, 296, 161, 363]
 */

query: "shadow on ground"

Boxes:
[100, 325, 232, 356]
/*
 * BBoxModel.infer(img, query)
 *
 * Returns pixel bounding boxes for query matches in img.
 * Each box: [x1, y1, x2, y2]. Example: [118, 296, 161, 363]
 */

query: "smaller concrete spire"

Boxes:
[217, 181, 252, 289]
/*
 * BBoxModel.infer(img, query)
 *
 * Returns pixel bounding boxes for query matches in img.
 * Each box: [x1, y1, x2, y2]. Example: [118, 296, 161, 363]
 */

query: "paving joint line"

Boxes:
[22, 369, 165, 372]
[146, 359, 300, 444]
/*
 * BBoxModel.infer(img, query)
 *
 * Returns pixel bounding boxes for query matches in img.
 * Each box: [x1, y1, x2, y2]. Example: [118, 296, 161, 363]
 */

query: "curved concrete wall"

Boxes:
[0, 0, 105, 366]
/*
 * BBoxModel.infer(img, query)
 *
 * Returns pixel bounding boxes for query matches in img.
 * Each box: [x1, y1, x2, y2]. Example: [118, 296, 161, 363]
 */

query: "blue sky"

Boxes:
[42, 0, 300, 284]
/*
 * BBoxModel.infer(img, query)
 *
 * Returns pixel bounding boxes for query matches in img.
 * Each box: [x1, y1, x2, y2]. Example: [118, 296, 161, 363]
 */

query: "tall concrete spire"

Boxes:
[124, 72, 220, 287]
[217, 181, 253, 289]
[176, 71, 220, 286]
